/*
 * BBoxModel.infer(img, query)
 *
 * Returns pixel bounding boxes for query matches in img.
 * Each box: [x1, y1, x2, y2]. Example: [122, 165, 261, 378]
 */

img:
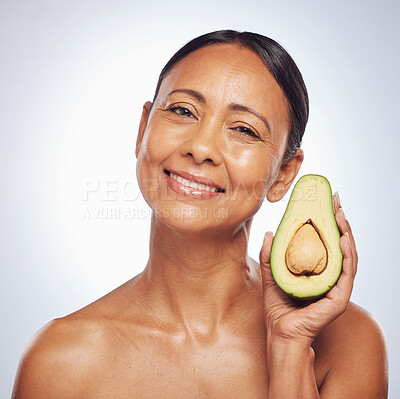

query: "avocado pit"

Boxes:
[285, 220, 328, 276]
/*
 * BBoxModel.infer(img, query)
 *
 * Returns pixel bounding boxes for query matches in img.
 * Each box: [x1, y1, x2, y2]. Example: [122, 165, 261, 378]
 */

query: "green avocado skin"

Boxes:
[270, 175, 343, 300]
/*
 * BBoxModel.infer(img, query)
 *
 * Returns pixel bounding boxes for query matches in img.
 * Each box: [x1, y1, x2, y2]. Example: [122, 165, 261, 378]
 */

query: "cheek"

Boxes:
[136, 128, 167, 200]
[225, 144, 279, 196]
[143, 125, 168, 164]
[139, 120, 179, 173]
[137, 120, 186, 202]
[142, 117, 189, 165]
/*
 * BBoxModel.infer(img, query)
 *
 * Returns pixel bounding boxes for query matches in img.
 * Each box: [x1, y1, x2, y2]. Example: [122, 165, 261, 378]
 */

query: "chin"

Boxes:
[152, 202, 227, 231]
[151, 199, 260, 239]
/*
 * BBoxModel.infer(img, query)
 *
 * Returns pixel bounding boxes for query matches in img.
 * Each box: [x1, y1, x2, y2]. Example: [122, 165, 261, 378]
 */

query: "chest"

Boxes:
[79, 316, 330, 398]
[84, 332, 269, 398]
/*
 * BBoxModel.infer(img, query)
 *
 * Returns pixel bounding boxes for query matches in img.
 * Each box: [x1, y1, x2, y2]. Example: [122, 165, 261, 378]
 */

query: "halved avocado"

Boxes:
[270, 175, 342, 300]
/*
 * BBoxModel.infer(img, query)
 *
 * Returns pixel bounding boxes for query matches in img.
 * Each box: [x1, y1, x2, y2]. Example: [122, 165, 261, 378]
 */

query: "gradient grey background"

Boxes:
[1, 0, 399, 397]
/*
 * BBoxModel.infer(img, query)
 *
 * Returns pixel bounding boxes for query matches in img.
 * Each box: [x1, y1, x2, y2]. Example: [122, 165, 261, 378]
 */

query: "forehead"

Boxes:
[157, 43, 289, 127]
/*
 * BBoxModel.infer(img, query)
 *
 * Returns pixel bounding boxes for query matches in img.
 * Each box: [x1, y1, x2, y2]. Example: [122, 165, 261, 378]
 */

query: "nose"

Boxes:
[180, 119, 223, 165]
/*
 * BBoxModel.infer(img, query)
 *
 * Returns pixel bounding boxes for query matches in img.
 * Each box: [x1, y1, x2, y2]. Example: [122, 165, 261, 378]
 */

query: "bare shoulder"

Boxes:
[12, 276, 147, 399]
[12, 314, 100, 398]
[313, 301, 388, 398]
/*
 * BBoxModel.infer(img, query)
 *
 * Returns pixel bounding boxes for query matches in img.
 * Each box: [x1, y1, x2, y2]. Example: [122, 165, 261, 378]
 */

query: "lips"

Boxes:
[164, 169, 225, 199]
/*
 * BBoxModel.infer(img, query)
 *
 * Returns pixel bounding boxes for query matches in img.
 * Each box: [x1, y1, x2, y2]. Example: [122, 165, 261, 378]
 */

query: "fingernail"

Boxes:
[334, 191, 341, 207]
[340, 207, 347, 221]
[264, 231, 273, 240]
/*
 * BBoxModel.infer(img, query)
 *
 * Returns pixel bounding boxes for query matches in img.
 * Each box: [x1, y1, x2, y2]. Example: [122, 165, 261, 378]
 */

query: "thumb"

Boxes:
[260, 231, 274, 264]
[259, 231, 275, 286]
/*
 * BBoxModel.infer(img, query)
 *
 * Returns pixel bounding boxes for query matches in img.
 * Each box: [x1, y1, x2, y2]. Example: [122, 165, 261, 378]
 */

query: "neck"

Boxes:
[141, 213, 257, 340]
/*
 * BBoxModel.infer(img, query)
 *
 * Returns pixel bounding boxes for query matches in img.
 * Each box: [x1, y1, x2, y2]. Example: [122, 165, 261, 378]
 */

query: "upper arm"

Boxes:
[11, 320, 87, 399]
[318, 303, 388, 398]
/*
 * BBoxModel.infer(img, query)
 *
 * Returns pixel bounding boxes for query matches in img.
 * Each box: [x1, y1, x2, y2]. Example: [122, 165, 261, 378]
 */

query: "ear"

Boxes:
[267, 149, 304, 202]
[135, 101, 153, 158]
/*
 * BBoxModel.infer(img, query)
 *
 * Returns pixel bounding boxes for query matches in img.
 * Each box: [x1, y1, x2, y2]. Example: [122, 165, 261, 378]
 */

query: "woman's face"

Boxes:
[136, 43, 300, 235]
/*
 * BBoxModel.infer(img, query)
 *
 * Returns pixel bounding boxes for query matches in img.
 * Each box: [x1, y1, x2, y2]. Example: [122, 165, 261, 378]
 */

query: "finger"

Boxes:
[326, 232, 355, 303]
[333, 193, 357, 261]
[334, 197, 355, 250]
[334, 207, 358, 272]
[333, 192, 357, 277]
[335, 206, 351, 235]
[338, 232, 355, 289]
[333, 191, 341, 214]
[308, 233, 355, 326]
[260, 231, 273, 264]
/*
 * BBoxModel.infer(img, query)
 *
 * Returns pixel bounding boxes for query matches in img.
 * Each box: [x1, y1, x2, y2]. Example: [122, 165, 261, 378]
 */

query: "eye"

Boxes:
[168, 105, 195, 118]
[234, 125, 261, 139]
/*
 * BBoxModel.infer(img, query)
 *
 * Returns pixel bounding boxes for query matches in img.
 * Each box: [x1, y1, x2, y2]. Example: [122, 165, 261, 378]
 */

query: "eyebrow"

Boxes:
[166, 89, 206, 103]
[229, 103, 272, 135]
[166, 89, 272, 135]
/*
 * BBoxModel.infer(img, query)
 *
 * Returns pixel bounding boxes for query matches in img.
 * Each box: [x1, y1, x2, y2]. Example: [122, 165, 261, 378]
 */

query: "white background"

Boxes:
[1, 0, 399, 397]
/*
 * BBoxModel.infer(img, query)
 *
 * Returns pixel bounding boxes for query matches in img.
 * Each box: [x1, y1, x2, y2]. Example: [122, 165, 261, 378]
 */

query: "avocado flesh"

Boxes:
[270, 175, 342, 299]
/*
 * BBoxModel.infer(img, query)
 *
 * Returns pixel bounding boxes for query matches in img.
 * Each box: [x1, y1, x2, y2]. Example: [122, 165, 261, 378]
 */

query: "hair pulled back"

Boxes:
[152, 30, 309, 163]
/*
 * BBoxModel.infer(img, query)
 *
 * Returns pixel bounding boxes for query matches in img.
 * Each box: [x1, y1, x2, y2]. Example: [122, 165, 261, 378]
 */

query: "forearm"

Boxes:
[267, 338, 319, 399]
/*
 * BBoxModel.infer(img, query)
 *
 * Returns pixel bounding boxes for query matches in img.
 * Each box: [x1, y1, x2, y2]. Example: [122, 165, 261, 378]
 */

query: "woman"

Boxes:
[12, 30, 388, 398]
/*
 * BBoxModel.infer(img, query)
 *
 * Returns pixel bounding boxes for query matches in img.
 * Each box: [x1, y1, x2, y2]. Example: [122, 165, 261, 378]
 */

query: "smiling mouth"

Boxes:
[164, 170, 225, 193]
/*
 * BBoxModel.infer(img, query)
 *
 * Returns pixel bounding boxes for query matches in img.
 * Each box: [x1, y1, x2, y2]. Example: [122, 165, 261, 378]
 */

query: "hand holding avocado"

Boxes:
[259, 176, 357, 345]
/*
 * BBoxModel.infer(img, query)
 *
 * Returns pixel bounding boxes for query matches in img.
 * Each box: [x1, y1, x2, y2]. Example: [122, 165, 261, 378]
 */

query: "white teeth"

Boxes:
[169, 172, 219, 192]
